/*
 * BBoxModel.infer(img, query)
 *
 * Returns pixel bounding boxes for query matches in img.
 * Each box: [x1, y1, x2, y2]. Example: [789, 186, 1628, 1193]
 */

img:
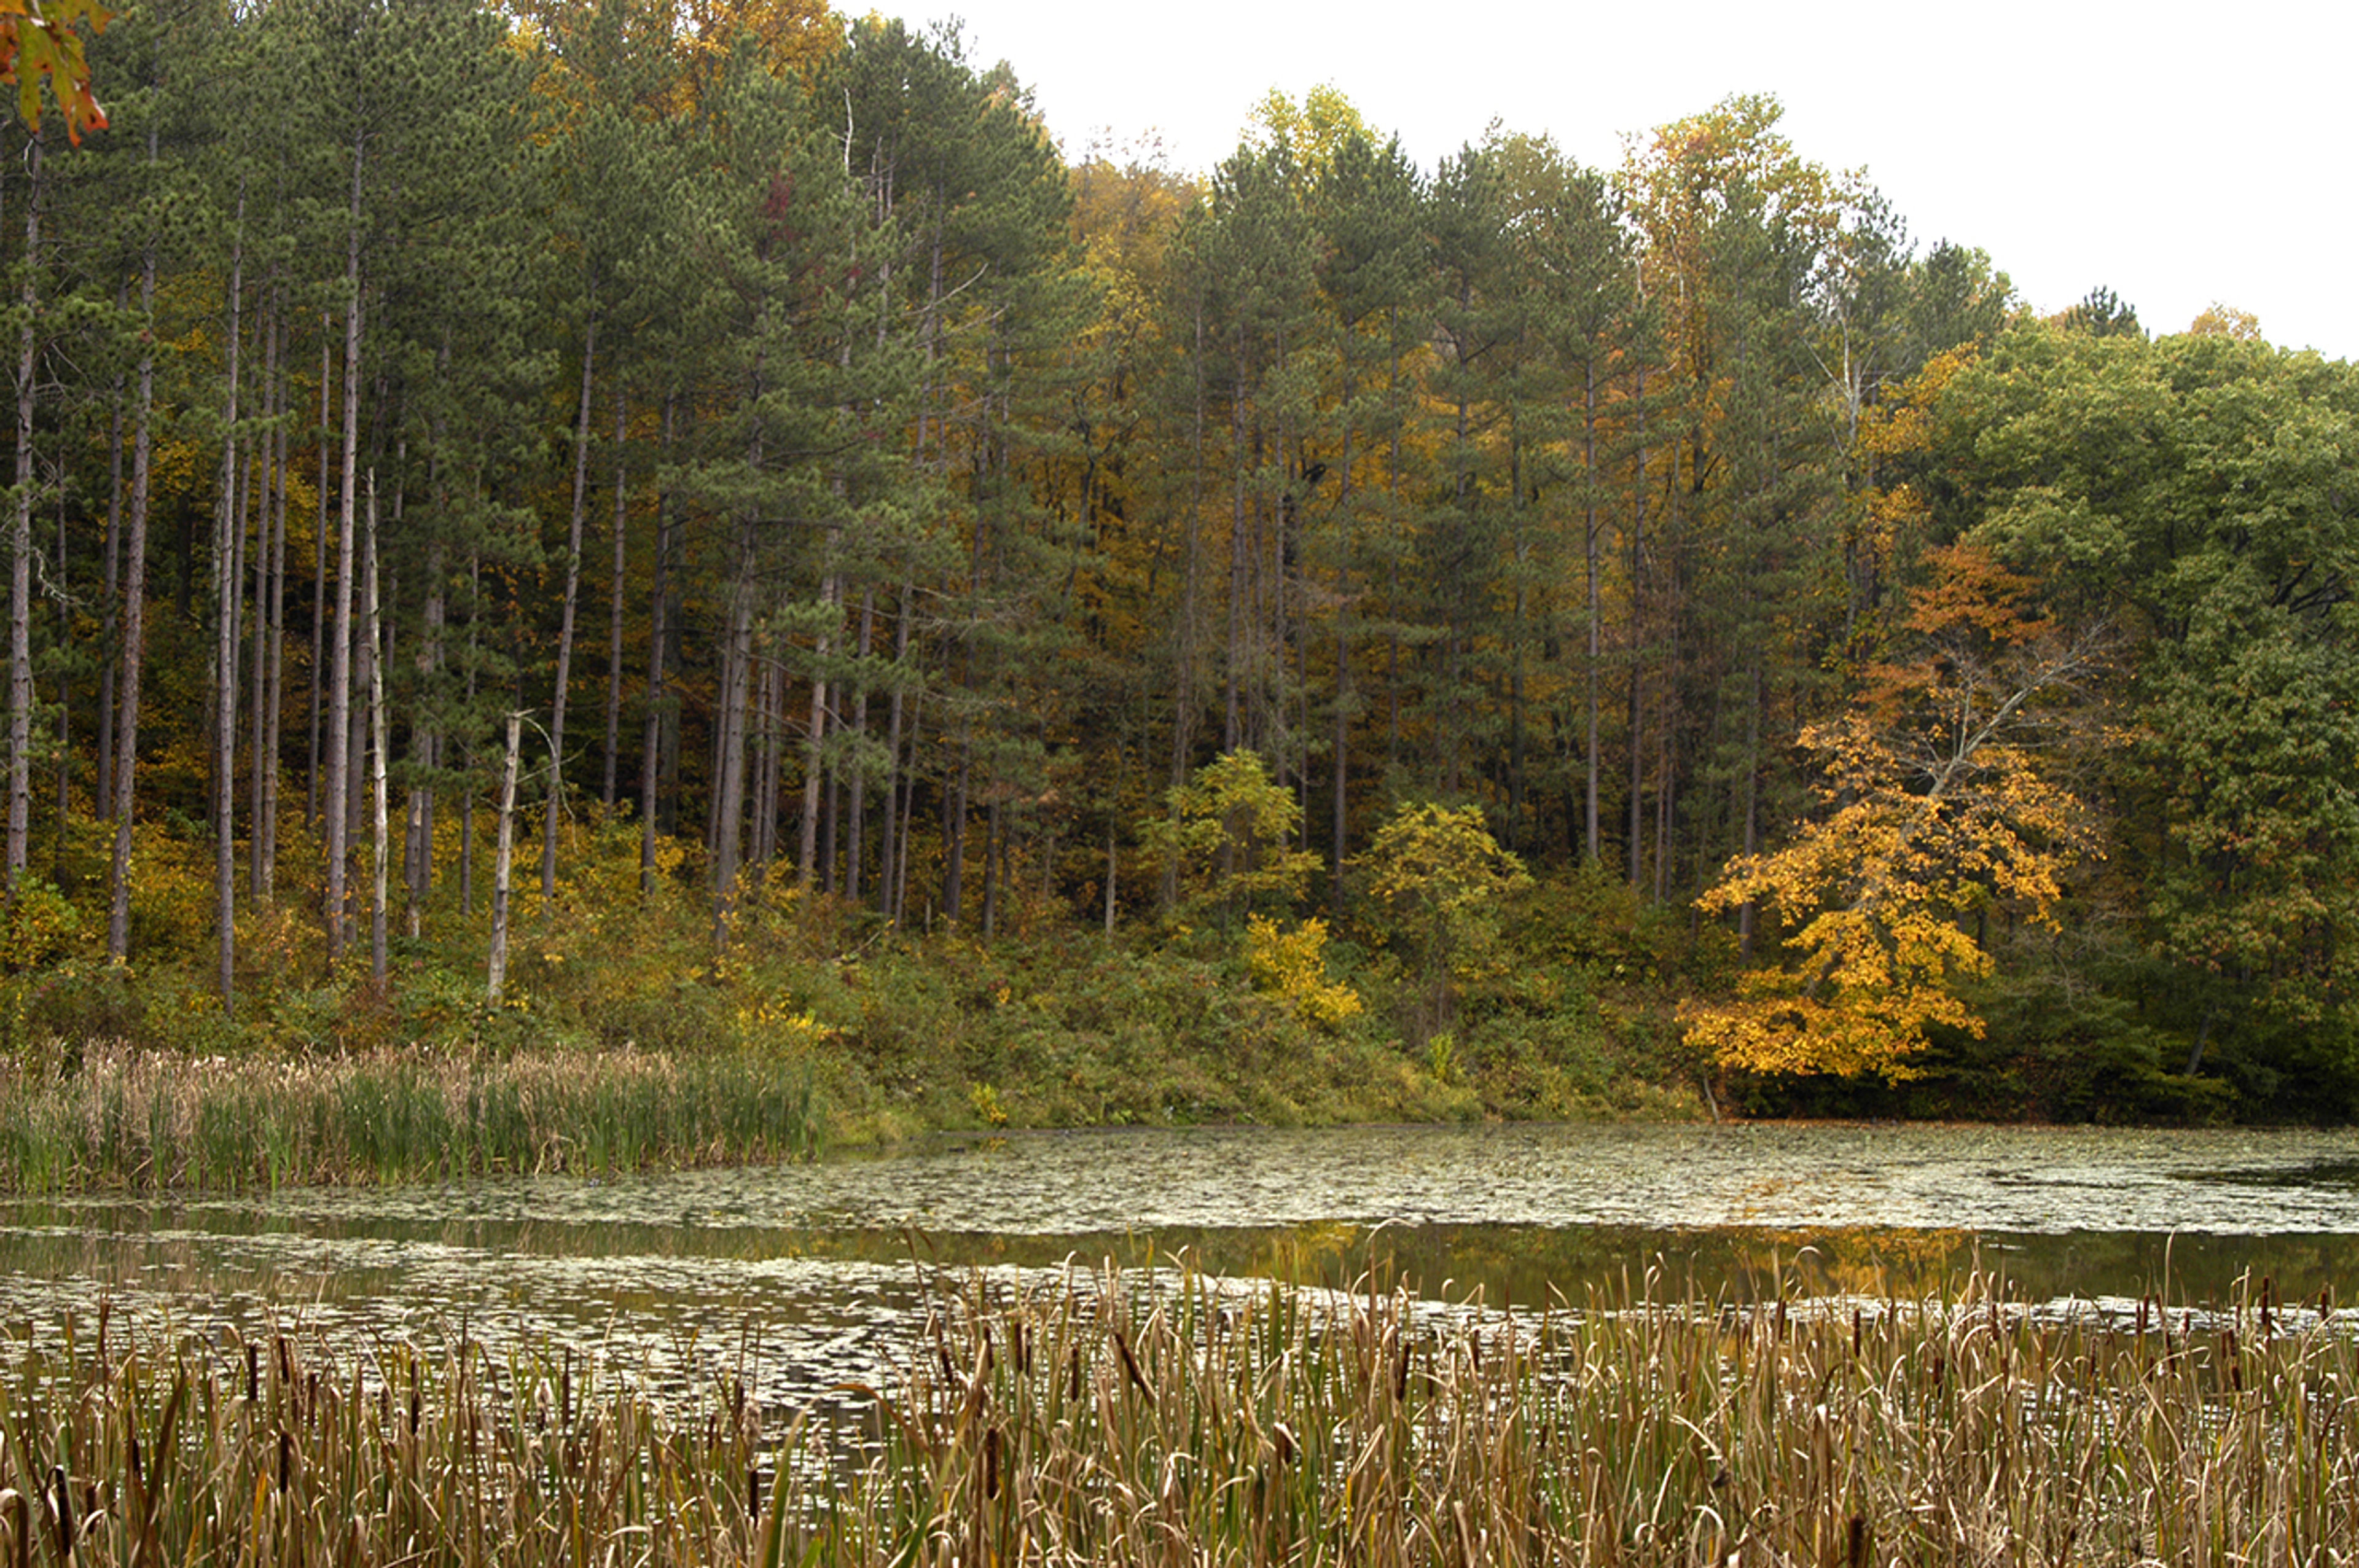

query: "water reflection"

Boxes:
[4, 1121, 2357, 1416]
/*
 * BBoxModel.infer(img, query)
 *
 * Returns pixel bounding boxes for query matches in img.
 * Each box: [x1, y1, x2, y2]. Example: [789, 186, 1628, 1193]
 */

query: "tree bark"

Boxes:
[844, 587, 872, 901]
[542, 315, 595, 897]
[106, 144, 157, 964]
[794, 575, 835, 892]
[262, 345, 286, 900]
[1629, 327, 1648, 891]
[603, 383, 626, 811]
[325, 142, 364, 964]
[487, 711, 520, 1002]
[7, 136, 42, 895]
[1583, 356, 1602, 864]
[639, 392, 674, 893]
[710, 581, 753, 937]
[212, 176, 246, 1005]
[307, 328, 329, 829]
[96, 293, 123, 820]
[877, 583, 912, 919]
[366, 477, 387, 989]
[249, 280, 276, 899]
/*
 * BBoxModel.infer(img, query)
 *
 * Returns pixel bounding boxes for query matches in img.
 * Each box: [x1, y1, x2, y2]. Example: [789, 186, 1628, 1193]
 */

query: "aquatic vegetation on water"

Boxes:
[0, 1265, 2353, 1565]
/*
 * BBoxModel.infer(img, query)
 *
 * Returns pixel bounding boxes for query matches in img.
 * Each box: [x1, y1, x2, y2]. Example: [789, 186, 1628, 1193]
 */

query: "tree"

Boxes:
[1618, 94, 1850, 920]
[1939, 325, 2359, 1094]
[2188, 302, 2262, 341]
[1143, 747, 1316, 926]
[1681, 545, 2102, 1079]
[1307, 127, 1423, 900]
[1357, 800, 1530, 1037]
[1492, 131, 1641, 863]
[2059, 284, 2141, 338]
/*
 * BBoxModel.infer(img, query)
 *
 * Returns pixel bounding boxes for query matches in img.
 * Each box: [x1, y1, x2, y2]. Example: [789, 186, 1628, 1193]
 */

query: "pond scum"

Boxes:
[0, 1264, 2353, 1566]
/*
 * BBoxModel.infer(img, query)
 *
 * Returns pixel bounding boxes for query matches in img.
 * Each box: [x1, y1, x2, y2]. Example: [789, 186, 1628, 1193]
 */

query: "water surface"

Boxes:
[4, 1121, 2354, 1413]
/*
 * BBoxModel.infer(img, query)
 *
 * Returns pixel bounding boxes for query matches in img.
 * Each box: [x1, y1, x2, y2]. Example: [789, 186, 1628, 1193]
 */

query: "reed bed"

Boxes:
[0, 1045, 820, 1192]
[2, 1265, 2355, 1565]
[866, 1266, 2359, 1566]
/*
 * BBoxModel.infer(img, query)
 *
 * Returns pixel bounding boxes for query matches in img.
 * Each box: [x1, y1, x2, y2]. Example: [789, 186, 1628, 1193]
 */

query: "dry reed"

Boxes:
[1, 1262, 2353, 1565]
[851, 1263, 2359, 1566]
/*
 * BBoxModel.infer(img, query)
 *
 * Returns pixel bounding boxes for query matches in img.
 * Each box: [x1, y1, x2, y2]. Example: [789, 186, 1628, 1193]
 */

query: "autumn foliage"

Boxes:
[1683, 547, 2102, 1079]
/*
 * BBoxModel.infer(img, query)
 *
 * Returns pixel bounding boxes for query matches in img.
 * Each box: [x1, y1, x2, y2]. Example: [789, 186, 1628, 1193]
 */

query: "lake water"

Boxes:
[4, 1121, 2356, 1414]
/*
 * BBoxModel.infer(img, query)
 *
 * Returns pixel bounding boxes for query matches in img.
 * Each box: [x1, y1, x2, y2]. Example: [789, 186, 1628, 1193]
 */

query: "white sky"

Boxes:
[918, 0, 2354, 361]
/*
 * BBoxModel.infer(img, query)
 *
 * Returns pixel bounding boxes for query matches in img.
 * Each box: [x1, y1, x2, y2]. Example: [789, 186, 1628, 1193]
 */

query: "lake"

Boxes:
[4, 1121, 2356, 1415]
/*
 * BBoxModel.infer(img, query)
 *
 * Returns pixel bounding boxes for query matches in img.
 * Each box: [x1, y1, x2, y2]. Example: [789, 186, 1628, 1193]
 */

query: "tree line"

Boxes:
[7, 0, 2357, 1112]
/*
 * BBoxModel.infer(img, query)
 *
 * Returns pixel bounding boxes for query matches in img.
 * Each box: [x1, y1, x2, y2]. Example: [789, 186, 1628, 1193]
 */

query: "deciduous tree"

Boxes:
[1682, 546, 2102, 1078]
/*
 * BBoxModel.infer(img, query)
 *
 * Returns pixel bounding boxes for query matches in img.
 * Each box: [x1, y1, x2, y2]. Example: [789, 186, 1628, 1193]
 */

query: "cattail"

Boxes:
[1111, 1328, 1152, 1404]
[46, 1469, 70, 1562]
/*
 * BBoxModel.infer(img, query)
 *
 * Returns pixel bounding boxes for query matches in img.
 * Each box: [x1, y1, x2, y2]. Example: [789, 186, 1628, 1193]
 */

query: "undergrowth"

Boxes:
[6, 813, 1702, 1192]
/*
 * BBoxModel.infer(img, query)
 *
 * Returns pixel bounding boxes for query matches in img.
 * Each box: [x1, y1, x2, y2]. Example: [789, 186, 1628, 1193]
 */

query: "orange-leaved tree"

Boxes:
[1681, 545, 2106, 1079]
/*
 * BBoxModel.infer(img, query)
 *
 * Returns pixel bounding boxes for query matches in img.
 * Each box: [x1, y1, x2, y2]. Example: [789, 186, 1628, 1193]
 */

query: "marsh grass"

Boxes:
[0, 1045, 819, 1192]
[0, 1263, 2353, 1565]
[859, 1264, 2359, 1566]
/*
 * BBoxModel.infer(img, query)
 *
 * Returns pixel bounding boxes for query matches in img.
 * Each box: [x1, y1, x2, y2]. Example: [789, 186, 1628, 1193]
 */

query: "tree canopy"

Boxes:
[5, 9, 2355, 1121]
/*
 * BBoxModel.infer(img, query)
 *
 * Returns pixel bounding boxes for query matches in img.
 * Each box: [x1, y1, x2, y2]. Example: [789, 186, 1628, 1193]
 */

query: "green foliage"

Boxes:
[1356, 801, 1532, 1036]
[1940, 323, 2359, 1094]
[1141, 751, 1318, 926]
[20, 8, 2345, 1130]
[0, 876, 79, 971]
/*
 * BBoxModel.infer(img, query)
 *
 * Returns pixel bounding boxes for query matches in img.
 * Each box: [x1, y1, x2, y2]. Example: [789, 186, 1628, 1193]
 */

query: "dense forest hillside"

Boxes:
[3, 0, 2354, 1130]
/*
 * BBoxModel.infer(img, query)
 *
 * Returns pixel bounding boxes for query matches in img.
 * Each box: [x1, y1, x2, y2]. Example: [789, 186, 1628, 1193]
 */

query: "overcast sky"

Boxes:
[914, 0, 2352, 361]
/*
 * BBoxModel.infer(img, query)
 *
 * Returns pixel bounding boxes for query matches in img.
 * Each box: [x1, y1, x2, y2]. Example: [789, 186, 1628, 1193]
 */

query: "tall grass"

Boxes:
[0, 1045, 820, 1192]
[0, 1265, 2352, 1564]
[855, 1264, 2359, 1565]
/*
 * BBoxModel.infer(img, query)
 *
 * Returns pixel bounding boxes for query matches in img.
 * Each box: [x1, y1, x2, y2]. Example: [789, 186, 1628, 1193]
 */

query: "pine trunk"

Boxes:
[249, 284, 277, 898]
[603, 384, 626, 810]
[487, 711, 520, 1002]
[795, 575, 834, 892]
[1583, 357, 1602, 864]
[7, 137, 41, 895]
[367, 478, 387, 989]
[324, 145, 364, 962]
[542, 316, 595, 897]
[639, 393, 675, 893]
[212, 178, 245, 1005]
[106, 165, 157, 963]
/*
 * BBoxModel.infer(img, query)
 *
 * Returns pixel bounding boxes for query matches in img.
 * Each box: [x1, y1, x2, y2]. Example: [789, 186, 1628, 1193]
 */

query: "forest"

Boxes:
[4, 0, 2357, 1134]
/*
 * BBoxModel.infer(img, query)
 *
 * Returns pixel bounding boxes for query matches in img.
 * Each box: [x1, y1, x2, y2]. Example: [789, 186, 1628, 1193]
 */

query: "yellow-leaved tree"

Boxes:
[1681, 546, 2105, 1079]
[1359, 802, 1531, 1039]
[1142, 750, 1318, 929]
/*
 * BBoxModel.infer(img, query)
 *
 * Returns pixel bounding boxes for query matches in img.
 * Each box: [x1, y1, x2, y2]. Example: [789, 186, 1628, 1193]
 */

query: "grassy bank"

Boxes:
[0, 1264, 2347, 1565]
[6, 822, 1707, 1192]
[0, 1045, 820, 1193]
